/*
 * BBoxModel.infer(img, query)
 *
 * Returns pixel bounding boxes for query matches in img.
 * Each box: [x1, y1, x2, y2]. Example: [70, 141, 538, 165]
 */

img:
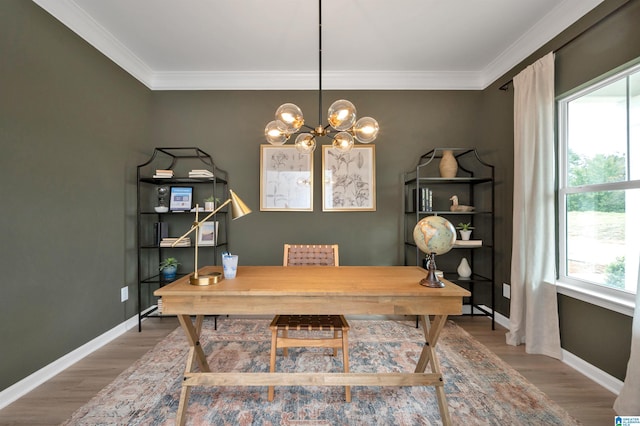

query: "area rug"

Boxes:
[62, 318, 580, 425]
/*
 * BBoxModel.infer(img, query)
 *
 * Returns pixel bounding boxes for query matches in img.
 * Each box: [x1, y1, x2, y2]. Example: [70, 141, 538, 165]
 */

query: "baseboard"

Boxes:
[486, 307, 622, 396]
[0, 311, 142, 410]
[492, 310, 510, 328]
[561, 349, 623, 394]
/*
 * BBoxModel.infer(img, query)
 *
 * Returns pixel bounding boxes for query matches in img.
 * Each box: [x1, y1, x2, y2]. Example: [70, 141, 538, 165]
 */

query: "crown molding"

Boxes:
[480, 0, 604, 89]
[32, 0, 154, 88]
[150, 70, 484, 91]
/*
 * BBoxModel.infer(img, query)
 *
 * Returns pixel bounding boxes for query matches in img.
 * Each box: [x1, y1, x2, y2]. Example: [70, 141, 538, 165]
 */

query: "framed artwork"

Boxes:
[260, 145, 313, 211]
[197, 221, 218, 246]
[322, 145, 376, 211]
[169, 186, 193, 211]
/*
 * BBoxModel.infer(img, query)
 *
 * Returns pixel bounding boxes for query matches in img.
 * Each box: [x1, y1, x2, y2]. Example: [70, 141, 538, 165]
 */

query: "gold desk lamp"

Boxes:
[171, 189, 251, 285]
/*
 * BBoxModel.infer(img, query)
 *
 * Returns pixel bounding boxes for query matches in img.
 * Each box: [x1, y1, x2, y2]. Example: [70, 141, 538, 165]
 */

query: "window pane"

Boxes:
[631, 70, 640, 180]
[567, 78, 627, 186]
[566, 189, 639, 293]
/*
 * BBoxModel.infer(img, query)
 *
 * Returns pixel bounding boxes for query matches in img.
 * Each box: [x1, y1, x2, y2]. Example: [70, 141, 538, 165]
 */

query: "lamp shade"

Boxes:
[354, 117, 379, 143]
[327, 100, 357, 131]
[229, 190, 252, 220]
[332, 132, 354, 151]
[265, 120, 288, 145]
[295, 133, 317, 153]
[275, 103, 304, 133]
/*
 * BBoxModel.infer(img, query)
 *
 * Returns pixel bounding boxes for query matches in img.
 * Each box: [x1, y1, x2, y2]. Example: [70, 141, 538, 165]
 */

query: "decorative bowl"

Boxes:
[154, 206, 169, 213]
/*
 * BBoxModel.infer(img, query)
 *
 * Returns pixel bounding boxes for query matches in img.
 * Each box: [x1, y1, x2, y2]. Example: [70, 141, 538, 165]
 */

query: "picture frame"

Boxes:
[322, 145, 376, 211]
[169, 186, 193, 212]
[197, 221, 218, 246]
[260, 144, 313, 211]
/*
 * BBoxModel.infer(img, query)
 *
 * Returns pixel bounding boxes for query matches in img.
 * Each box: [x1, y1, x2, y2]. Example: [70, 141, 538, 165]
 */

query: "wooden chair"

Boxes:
[268, 244, 350, 402]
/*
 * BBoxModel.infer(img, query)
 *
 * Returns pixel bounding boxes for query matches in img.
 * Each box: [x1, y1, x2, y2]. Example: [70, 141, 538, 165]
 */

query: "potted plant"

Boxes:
[456, 222, 474, 241]
[159, 257, 180, 281]
[204, 196, 220, 212]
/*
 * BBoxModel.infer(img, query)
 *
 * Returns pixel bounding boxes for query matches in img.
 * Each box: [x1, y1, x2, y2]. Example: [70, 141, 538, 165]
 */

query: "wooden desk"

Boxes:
[155, 265, 471, 426]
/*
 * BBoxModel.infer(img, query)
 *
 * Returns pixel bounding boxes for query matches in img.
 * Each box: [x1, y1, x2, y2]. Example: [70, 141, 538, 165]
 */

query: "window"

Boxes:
[558, 62, 640, 311]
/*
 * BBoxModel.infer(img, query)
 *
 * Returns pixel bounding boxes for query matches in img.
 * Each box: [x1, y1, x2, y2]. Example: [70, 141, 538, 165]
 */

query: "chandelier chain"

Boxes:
[318, 0, 322, 127]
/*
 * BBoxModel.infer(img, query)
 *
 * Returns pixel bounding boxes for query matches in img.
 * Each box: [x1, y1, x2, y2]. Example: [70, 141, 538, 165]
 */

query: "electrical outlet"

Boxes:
[121, 286, 129, 302]
[502, 283, 511, 299]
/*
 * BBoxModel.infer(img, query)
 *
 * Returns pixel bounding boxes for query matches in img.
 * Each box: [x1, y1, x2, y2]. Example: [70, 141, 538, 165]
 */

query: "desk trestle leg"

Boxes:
[175, 314, 452, 426]
[414, 315, 451, 426]
[176, 315, 211, 426]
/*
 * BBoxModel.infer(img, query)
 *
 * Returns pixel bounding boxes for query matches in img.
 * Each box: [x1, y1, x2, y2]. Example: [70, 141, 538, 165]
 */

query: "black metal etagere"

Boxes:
[403, 148, 495, 329]
[136, 147, 229, 331]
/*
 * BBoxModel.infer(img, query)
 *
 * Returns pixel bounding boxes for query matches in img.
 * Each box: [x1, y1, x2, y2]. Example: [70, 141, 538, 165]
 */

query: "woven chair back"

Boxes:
[283, 244, 339, 267]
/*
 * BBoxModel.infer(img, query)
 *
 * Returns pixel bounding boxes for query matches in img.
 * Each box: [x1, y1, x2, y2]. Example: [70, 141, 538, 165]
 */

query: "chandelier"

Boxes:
[264, 0, 379, 153]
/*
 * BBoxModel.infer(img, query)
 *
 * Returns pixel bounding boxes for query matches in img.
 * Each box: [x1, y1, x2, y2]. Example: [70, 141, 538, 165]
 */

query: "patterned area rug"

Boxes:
[63, 319, 580, 425]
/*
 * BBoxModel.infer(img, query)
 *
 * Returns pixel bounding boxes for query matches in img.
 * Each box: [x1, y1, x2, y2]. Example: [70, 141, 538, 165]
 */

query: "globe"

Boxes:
[413, 216, 456, 287]
[413, 216, 456, 255]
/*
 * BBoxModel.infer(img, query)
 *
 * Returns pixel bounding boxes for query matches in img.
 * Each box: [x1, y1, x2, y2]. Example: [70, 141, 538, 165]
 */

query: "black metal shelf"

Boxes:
[445, 272, 492, 283]
[404, 209, 493, 215]
[140, 273, 189, 286]
[139, 177, 228, 185]
[136, 147, 230, 331]
[139, 244, 226, 249]
[404, 176, 493, 185]
[140, 210, 228, 215]
[403, 148, 495, 329]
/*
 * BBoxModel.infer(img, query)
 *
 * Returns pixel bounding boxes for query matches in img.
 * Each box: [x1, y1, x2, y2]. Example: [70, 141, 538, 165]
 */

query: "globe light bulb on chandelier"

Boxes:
[263, 0, 379, 153]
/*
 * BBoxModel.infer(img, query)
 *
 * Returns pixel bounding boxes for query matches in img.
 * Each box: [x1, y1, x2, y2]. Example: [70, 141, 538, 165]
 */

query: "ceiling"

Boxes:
[33, 0, 604, 90]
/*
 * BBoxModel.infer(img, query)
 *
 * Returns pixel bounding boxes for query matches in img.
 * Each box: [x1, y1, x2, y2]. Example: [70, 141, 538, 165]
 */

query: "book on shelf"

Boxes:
[454, 240, 482, 247]
[153, 169, 174, 178]
[412, 188, 432, 212]
[160, 237, 191, 247]
[188, 169, 214, 178]
[153, 222, 168, 246]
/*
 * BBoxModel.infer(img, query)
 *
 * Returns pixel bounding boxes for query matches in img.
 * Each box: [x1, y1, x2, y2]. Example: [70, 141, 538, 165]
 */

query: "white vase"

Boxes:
[457, 258, 472, 278]
[439, 150, 458, 178]
[459, 230, 472, 240]
[204, 201, 215, 211]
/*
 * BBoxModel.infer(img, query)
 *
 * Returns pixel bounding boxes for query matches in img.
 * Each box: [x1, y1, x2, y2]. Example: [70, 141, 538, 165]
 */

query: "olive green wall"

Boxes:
[150, 90, 483, 266]
[558, 295, 632, 379]
[1, 0, 638, 395]
[475, 90, 515, 315]
[0, 1, 151, 391]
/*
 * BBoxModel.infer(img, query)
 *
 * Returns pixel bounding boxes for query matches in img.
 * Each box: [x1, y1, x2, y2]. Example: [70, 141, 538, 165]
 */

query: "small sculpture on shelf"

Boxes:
[457, 257, 472, 278]
[155, 186, 169, 213]
[449, 195, 474, 212]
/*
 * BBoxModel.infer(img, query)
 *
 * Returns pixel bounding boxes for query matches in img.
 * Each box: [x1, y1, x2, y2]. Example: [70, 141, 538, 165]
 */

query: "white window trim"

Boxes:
[556, 278, 635, 317]
[556, 60, 640, 317]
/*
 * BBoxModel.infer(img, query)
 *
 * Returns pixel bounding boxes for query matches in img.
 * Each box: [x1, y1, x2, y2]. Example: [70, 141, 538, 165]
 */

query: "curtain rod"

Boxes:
[498, 0, 631, 91]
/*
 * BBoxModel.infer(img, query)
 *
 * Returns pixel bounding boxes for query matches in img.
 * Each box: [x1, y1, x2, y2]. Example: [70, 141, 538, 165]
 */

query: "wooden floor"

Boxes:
[0, 315, 617, 425]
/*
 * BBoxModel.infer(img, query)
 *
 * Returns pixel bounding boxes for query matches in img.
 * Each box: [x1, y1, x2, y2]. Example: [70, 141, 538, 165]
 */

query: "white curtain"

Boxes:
[614, 262, 640, 414]
[506, 52, 562, 359]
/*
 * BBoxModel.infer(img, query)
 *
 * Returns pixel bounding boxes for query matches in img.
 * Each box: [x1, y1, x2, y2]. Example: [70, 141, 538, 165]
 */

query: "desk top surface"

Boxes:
[154, 265, 471, 298]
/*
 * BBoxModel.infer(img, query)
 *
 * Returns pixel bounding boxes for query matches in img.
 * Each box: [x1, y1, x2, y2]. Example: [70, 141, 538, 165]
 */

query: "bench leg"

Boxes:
[343, 330, 351, 402]
[268, 328, 277, 401]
